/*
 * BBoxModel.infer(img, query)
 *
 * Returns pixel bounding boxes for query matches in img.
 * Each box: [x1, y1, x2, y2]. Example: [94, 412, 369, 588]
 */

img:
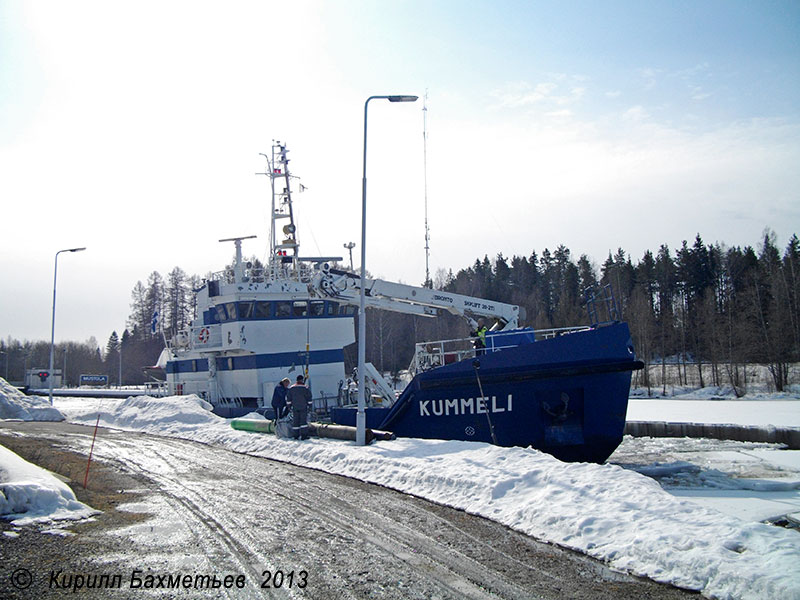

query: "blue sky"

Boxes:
[1, 0, 798, 344]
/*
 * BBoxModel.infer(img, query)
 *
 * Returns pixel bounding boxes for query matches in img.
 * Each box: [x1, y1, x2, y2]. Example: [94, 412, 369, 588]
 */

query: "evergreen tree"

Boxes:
[782, 235, 800, 362]
[127, 281, 148, 335]
[492, 253, 512, 303]
[753, 231, 791, 390]
[165, 266, 190, 339]
[145, 271, 165, 340]
[105, 331, 120, 385]
[577, 254, 598, 297]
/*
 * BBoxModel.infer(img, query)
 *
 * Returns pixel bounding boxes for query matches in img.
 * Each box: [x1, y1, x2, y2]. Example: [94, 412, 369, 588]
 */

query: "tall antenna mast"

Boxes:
[423, 90, 431, 288]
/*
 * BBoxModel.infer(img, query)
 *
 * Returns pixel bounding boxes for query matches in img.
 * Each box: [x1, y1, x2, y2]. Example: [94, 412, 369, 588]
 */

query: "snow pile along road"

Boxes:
[0, 444, 97, 525]
[0, 378, 64, 421]
[79, 393, 217, 433]
[57, 395, 800, 600]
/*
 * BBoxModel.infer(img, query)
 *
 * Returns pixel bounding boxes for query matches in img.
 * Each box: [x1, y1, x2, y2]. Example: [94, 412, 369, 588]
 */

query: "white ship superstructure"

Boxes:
[166, 143, 356, 412]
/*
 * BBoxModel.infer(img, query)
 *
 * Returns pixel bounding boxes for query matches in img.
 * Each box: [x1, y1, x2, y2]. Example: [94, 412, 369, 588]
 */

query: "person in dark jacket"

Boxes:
[271, 377, 290, 419]
[287, 375, 312, 439]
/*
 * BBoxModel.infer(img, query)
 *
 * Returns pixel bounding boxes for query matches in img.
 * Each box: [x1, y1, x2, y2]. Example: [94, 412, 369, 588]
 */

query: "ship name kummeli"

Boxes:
[419, 395, 513, 417]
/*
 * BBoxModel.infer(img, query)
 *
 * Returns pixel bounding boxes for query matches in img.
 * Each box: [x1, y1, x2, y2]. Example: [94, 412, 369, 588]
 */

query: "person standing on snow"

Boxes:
[287, 375, 311, 439]
[271, 377, 290, 419]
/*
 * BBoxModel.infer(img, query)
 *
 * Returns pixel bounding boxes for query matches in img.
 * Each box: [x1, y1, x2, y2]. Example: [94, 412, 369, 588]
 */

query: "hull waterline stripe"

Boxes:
[166, 348, 345, 374]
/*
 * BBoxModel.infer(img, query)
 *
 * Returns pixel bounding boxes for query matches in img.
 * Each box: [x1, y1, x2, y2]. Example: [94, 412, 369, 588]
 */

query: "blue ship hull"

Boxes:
[332, 322, 642, 463]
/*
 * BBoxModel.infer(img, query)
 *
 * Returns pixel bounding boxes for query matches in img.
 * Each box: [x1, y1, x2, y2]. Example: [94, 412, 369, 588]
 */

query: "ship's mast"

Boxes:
[265, 141, 299, 273]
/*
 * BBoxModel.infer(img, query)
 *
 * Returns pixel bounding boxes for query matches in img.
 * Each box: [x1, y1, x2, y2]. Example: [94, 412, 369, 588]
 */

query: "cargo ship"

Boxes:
[164, 142, 642, 462]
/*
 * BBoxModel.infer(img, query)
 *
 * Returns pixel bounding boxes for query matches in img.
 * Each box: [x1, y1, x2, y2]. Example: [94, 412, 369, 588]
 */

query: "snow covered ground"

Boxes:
[612, 435, 800, 524]
[49, 395, 800, 599]
[0, 381, 97, 529]
[629, 399, 800, 427]
[629, 384, 800, 428]
[0, 444, 97, 528]
[1, 380, 799, 599]
[623, 391, 800, 550]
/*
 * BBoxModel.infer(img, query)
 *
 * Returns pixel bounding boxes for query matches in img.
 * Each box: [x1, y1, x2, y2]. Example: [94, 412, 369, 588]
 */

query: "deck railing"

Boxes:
[207, 262, 316, 285]
[411, 325, 591, 374]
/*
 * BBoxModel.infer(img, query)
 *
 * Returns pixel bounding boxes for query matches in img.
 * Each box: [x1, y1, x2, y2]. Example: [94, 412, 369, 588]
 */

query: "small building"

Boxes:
[25, 368, 62, 390]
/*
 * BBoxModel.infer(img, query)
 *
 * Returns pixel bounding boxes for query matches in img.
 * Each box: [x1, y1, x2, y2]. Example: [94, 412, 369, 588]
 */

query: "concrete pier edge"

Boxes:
[624, 421, 800, 449]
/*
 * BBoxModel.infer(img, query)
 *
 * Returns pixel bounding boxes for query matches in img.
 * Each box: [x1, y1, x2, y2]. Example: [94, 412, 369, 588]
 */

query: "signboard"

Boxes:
[80, 374, 108, 386]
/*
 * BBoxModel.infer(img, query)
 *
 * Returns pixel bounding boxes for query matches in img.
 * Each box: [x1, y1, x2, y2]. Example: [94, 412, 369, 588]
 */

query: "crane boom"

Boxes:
[311, 267, 523, 330]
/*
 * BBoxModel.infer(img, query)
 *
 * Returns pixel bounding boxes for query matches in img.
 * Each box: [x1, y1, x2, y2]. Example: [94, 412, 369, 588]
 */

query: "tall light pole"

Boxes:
[49, 247, 86, 404]
[357, 94, 418, 446]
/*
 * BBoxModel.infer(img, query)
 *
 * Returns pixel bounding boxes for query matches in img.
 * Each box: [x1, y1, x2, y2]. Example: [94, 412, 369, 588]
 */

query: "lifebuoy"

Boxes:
[198, 327, 210, 343]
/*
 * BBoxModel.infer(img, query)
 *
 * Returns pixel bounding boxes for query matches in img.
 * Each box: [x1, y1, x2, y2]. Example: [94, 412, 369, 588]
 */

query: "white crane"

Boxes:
[311, 265, 523, 331]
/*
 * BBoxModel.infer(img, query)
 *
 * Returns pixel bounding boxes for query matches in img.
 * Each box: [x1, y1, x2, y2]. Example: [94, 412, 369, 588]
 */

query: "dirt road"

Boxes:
[0, 422, 695, 599]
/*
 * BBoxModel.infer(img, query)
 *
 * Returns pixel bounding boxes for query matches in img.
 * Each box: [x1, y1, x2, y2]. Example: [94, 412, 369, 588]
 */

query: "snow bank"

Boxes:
[627, 398, 800, 429]
[0, 444, 97, 525]
[81, 394, 216, 435]
[0, 378, 64, 421]
[59, 395, 800, 600]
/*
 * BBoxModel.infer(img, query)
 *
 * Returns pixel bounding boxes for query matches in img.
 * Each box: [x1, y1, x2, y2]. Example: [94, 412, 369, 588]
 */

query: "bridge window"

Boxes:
[276, 302, 292, 318]
[292, 301, 308, 317]
[215, 305, 227, 322]
[239, 301, 254, 319]
[310, 301, 325, 316]
[327, 301, 338, 315]
[225, 302, 237, 320]
[254, 301, 271, 319]
[338, 304, 357, 316]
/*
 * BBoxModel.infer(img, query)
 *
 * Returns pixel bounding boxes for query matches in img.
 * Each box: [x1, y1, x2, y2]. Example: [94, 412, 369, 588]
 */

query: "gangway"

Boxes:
[362, 362, 396, 406]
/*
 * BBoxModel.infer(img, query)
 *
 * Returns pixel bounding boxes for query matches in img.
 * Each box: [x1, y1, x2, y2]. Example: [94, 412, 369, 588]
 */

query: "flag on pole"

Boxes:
[151, 310, 159, 335]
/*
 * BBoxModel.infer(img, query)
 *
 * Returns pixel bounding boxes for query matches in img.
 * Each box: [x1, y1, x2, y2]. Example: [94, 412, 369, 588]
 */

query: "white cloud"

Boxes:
[490, 80, 586, 111]
[490, 81, 558, 108]
[623, 105, 650, 121]
[545, 109, 573, 118]
[637, 67, 660, 90]
[676, 62, 711, 79]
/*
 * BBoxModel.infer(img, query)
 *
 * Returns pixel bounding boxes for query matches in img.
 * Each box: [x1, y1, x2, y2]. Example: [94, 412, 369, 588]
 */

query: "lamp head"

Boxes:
[387, 95, 418, 103]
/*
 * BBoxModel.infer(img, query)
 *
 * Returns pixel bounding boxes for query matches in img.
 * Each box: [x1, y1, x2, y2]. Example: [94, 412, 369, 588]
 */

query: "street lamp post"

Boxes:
[357, 94, 418, 446]
[49, 247, 86, 405]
